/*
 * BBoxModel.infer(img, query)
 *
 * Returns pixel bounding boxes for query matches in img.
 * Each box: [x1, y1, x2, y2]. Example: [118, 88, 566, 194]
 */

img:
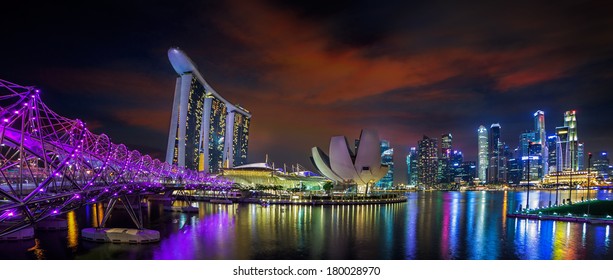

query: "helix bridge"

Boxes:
[0, 79, 230, 241]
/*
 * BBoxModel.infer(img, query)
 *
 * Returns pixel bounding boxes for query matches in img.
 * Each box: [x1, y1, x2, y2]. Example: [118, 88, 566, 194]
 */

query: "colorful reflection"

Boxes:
[3, 190, 613, 259]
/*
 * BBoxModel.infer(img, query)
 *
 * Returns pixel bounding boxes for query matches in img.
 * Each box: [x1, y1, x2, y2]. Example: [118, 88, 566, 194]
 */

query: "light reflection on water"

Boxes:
[2, 190, 613, 259]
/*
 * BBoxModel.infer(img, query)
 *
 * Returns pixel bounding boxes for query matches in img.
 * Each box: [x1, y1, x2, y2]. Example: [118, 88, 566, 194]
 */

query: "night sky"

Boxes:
[1, 1, 612, 183]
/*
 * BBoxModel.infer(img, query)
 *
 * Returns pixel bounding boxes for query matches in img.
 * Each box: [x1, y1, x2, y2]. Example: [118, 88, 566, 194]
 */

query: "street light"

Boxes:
[569, 146, 574, 204]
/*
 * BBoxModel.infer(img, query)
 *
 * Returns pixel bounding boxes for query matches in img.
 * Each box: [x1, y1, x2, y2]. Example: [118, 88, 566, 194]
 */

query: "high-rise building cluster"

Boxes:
[406, 134, 476, 188]
[476, 110, 610, 186]
[406, 109, 612, 188]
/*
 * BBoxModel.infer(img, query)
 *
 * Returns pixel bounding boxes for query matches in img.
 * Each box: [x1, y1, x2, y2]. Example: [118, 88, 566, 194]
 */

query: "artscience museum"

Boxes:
[310, 129, 389, 194]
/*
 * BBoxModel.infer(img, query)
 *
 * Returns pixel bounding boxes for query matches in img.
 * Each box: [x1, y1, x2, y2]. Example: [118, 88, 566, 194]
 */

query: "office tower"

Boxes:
[441, 133, 452, 158]
[376, 140, 394, 189]
[519, 131, 545, 180]
[534, 110, 548, 174]
[546, 135, 559, 173]
[166, 48, 251, 173]
[501, 143, 512, 183]
[534, 111, 546, 144]
[507, 156, 521, 185]
[593, 152, 610, 180]
[577, 143, 585, 170]
[460, 161, 477, 184]
[438, 133, 452, 184]
[450, 150, 463, 180]
[477, 125, 488, 182]
[407, 147, 418, 186]
[519, 131, 536, 158]
[487, 123, 502, 183]
[556, 126, 569, 170]
[564, 110, 578, 171]
[417, 135, 438, 188]
[523, 142, 543, 181]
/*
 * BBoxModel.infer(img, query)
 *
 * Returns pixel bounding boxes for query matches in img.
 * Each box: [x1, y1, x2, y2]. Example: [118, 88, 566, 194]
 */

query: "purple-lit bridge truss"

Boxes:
[0, 79, 230, 237]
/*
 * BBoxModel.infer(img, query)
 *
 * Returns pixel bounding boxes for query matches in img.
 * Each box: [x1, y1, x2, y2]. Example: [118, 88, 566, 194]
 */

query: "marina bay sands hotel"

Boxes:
[165, 47, 251, 173]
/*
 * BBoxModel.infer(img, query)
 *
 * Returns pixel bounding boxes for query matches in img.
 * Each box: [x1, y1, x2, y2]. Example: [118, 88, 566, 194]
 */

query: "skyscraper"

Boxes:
[519, 131, 536, 158]
[376, 140, 394, 189]
[438, 133, 453, 184]
[477, 125, 488, 182]
[594, 152, 610, 180]
[564, 110, 578, 171]
[534, 110, 546, 145]
[534, 110, 548, 175]
[577, 142, 585, 170]
[166, 48, 251, 173]
[556, 126, 569, 170]
[546, 135, 559, 173]
[407, 147, 418, 186]
[487, 123, 502, 183]
[417, 135, 438, 188]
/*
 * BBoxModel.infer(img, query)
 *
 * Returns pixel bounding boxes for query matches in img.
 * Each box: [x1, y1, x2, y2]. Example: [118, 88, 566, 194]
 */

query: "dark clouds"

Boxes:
[0, 0, 612, 183]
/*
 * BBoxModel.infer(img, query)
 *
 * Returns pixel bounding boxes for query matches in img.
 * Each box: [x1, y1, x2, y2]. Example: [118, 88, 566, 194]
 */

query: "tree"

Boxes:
[323, 181, 334, 195]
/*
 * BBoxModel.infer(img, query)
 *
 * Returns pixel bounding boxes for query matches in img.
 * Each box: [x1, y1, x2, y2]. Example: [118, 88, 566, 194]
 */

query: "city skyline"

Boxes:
[1, 1, 612, 184]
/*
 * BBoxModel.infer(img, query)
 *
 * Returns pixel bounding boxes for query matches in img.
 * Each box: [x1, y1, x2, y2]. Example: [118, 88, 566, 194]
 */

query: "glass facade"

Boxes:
[487, 123, 502, 183]
[417, 135, 437, 188]
[546, 135, 559, 173]
[407, 147, 418, 186]
[185, 77, 206, 170]
[207, 96, 227, 173]
[232, 111, 250, 167]
[564, 111, 578, 171]
[577, 142, 585, 171]
[375, 140, 394, 189]
[477, 125, 488, 182]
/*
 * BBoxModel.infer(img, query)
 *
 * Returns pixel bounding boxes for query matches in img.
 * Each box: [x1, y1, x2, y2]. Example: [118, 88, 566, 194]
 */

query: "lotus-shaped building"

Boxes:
[310, 129, 389, 194]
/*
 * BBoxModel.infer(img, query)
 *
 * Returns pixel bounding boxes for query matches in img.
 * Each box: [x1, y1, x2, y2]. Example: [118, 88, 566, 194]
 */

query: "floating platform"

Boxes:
[35, 218, 68, 230]
[507, 213, 613, 224]
[0, 226, 34, 241]
[163, 205, 199, 213]
[81, 228, 160, 244]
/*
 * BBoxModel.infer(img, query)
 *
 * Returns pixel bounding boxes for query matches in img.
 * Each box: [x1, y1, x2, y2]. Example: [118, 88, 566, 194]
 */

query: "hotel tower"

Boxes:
[165, 47, 251, 173]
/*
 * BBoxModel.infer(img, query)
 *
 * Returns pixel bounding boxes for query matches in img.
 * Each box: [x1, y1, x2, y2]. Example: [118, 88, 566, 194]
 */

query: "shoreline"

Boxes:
[174, 195, 408, 205]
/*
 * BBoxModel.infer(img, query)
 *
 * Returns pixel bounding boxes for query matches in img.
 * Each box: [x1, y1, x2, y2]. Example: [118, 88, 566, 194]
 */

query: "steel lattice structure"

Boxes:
[0, 79, 230, 237]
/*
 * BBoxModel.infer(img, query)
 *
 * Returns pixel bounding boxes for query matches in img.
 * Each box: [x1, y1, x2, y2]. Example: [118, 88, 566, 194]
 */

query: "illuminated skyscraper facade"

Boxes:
[533, 110, 548, 175]
[594, 152, 610, 180]
[577, 142, 585, 171]
[376, 140, 394, 189]
[556, 110, 579, 172]
[488, 123, 503, 183]
[556, 126, 569, 170]
[438, 133, 453, 184]
[477, 125, 488, 182]
[564, 110, 578, 171]
[417, 135, 438, 188]
[546, 135, 559, 173]
[166, 48, 251, 173]
[407, 147, 418, 186]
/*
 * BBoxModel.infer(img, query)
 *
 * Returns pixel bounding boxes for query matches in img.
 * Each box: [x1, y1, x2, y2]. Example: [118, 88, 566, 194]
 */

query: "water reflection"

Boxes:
[2, 190, 613, 259]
